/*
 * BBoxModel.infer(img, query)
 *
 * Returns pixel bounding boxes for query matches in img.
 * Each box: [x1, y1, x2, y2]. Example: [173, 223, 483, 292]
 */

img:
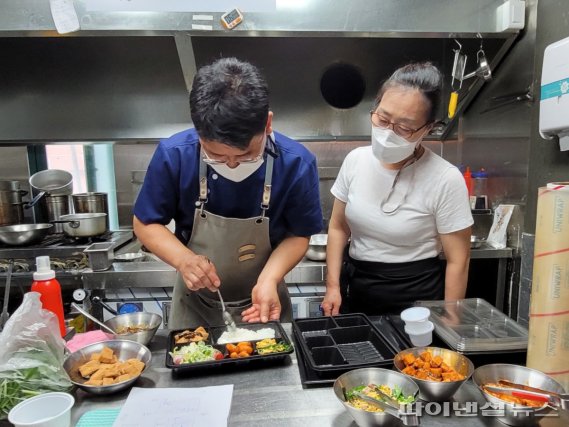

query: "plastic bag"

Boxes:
[0, 292, 72, 419]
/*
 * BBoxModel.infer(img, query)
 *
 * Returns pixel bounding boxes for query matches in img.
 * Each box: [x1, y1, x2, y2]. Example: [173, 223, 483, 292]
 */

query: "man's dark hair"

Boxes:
[190, 57, 269, 150]
[375, 62, 443, 123]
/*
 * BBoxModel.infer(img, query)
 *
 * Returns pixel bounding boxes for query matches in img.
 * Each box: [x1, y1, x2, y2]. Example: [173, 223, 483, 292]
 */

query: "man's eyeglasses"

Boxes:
[370, 111, 430, 141]
[202, 134, 266, 165]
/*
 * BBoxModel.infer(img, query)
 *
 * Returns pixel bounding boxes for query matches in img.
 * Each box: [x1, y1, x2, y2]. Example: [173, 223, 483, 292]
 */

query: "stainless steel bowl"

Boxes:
[63, 339, 151, 395]
[305, 233, 327, 261]
[0, 223, 53, 246]
[114, 253, 146, 262]
[104, 312, 162, 346]
[472, 364, 565, 426]
[471, 236, 486, 249]
[333, 367, 419, 427]
[393, 347, 474, 401]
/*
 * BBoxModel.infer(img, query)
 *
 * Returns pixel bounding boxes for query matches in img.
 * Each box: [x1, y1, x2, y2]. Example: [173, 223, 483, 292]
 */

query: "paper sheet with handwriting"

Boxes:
[112, 385, 233, 427]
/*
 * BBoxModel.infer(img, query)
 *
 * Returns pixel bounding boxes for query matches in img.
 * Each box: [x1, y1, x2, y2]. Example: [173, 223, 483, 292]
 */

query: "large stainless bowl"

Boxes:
[333, 367, 419, 427]
[63, 339, 151, 395]
[394, 346, 474, 401]
[0, 223, 53, 246]
[472, 364, 566, 426]
[104, 312, 162, 346]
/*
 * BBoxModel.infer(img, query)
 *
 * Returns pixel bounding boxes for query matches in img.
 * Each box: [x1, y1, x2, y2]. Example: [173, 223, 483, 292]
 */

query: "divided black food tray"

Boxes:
[165, 321, 294, 373]
[292, 314, 400, 376]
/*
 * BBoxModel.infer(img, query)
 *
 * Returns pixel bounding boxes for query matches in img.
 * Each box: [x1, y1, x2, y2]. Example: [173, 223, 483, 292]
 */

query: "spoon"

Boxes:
[217, 290, 237, 332]
[0, 260, 13, 330]
[71, 302, 117, 336]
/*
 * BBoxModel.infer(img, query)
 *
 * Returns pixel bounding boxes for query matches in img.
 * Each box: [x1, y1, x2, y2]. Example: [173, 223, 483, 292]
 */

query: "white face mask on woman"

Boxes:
[209, 157, 264, 182]
[371, 126, 421, 164]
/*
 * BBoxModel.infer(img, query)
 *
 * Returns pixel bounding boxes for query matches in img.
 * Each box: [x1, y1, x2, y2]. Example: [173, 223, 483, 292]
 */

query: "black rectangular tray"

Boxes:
[292, 314, 399, 374]
[165, 321, 294, 373]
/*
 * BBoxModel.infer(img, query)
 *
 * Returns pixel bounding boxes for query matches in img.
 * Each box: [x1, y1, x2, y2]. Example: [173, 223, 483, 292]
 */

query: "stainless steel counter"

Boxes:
[67, 325, 567, 427]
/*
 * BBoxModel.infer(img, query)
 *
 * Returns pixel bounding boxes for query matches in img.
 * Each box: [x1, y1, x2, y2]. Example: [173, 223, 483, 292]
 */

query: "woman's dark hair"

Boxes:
[375, 62, 442, 123]
[190, 57, 269, 150]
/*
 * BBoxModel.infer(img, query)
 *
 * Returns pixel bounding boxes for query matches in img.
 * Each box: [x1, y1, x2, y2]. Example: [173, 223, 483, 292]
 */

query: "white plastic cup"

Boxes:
[400, 307, 431, 323]
[405, 321, 434, 347]
[8, 392, 74, 427]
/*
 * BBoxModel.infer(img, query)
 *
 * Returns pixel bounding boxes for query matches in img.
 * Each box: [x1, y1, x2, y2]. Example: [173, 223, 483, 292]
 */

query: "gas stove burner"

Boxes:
[59, 231, 114, 246]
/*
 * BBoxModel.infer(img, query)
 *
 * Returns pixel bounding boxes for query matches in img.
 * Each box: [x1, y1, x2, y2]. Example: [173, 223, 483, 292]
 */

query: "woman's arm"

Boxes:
[440, 227, 471, 300]
[321, 198, 351, 316]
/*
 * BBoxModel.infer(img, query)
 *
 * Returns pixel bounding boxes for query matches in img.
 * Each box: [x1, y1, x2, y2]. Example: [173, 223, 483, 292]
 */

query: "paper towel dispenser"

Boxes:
[539, 36, 569, 151]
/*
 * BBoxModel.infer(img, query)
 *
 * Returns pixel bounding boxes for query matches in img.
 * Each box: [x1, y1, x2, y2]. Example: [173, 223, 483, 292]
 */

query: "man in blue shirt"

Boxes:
[134, 58, 323, 329]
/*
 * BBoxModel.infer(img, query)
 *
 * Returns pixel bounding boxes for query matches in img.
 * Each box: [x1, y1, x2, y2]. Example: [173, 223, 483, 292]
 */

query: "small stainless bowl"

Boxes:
[104, 312, 162, 346]
[394, 347, 474, 401]
[333, 367, 419, 427]
[472, 364, 565, 426]
[471, 236, 486, 249]
[63, 339, 151, 395]
[305, 233, 327, 261]
[114, 253, 146, 262]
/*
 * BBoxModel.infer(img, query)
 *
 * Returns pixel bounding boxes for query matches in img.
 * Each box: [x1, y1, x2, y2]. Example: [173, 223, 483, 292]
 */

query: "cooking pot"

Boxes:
[52, 213, 107, 237]
[0, 183, 28, 226]
[305, 234, 328, 261]
[71, 193, 109, 228]
[44, 195, 71, 234]
[27, 169, 73, 208]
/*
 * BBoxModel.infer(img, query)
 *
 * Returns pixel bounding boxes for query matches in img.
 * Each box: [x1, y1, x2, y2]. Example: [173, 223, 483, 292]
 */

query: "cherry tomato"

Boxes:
[214, 351, 224, 360]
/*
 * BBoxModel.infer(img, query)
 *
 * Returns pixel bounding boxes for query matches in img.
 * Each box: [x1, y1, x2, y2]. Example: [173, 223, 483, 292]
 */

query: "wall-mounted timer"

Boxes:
[221, 8, 243, 29]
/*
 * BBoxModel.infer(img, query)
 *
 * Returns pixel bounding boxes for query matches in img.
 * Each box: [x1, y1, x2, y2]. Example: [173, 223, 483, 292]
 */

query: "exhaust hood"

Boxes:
[0, 0, 522, 142]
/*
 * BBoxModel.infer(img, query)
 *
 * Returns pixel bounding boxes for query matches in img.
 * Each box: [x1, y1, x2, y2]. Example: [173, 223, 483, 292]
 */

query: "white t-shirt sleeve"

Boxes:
[330, 149, 358, 203]
[434, 167, 474, 234]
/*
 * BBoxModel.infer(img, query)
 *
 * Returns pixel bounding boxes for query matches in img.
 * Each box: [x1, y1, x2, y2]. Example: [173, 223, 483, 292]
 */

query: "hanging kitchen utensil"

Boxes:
[448, 40, 467, 119]
[463, 48, 492, 81]
[0, 260, 14, 330]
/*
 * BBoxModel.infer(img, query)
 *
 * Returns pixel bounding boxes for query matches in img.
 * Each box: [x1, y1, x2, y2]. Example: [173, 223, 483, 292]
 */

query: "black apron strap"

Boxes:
[341, 256, 445, 315]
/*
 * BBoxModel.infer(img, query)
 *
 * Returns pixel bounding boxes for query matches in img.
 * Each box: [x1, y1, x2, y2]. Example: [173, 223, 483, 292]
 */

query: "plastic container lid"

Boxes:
[33, 255, 55, 281]
[400, 307, 430, 323]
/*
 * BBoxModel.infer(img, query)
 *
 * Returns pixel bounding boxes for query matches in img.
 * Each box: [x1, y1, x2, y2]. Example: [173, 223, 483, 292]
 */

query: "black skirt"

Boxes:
[340, 255, 445, 316]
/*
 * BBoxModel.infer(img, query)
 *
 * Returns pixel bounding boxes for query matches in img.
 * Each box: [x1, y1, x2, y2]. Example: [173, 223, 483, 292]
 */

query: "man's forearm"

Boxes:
[257, 236, 309, 284]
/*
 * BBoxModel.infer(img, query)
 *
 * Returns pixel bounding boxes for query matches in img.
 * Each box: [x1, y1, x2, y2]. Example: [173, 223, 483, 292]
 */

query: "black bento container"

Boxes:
[293, 314, 399, 375]
[165, 321, 294, 373]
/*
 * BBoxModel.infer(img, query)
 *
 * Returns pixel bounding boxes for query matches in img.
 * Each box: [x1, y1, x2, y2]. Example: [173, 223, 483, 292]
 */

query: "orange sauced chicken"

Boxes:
[401, 351, 465, 382]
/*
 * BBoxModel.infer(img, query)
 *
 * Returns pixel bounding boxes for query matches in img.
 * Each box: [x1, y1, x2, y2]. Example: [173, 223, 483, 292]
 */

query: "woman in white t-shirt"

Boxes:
[322, 62, 473, 316]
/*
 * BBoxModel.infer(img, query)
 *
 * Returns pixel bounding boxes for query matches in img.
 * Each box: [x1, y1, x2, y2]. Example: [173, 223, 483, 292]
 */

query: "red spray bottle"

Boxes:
[31, 256, 66, 337]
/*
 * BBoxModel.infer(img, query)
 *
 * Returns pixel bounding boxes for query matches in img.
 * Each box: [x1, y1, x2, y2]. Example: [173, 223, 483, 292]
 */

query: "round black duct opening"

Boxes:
[320, 63, 366, 109]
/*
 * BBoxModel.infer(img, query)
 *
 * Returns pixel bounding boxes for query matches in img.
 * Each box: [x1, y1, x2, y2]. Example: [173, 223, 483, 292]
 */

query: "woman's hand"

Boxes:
[321, 285, 342, 316]
[178, 254, 221, 292]
[241, 280, 281, 323]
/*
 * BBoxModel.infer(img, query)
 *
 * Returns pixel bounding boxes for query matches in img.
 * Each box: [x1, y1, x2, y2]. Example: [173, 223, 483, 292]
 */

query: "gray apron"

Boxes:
[169, 148, 292, 329]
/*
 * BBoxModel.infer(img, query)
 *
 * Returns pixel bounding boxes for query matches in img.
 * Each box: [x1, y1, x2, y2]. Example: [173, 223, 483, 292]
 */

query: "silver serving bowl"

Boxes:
[104, 312, 162, 346]
[471, 236, 486, 249]
[333, 367, 419, 427]
[472, 364, 565, 426]
[393, 347, 474, 401]
[305, 233, 327, 261]
[63, 339, 151, 395]
[0, 223, 53, 246]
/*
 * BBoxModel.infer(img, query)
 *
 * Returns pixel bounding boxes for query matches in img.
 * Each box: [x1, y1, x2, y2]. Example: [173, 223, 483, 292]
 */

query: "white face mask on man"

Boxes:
[209, 158, 264, 182]
[371, 126, 421, 164]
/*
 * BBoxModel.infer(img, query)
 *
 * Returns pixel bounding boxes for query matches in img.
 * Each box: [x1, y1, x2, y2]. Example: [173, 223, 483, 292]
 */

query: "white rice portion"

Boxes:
[216, 327, 276, 344]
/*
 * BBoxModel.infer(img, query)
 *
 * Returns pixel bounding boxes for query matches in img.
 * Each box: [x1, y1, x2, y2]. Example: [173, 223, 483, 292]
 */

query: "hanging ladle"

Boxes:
[71, 302, 117, 336]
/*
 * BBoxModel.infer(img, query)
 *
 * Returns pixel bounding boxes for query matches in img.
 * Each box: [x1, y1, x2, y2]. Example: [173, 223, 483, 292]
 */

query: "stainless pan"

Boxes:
[52, 213, 107, 237]
[27, 169, 73, 208]
[0, 223, 53, 246]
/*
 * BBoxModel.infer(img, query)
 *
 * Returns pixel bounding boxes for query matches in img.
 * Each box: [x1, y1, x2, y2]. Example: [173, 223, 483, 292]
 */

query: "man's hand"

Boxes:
[241, 280, 281, 323]
[321, 286, 342, 316]
[178, 254, 220, 292]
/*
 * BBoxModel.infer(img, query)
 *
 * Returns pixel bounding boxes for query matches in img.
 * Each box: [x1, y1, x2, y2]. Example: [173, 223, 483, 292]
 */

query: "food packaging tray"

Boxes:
[292, 314, 398, 374]
[165, 321, 294, 373]
[415, 298, 528, 352]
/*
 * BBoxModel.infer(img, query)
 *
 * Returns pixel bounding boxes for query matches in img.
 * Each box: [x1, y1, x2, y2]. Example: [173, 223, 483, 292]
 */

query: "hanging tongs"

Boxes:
[484, 380, 569, 410]
[352, 387, 419, 426]
[448, 40, 467, 119]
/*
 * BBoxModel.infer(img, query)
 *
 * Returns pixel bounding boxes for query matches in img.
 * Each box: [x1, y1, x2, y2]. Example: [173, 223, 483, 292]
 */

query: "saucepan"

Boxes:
[51, 213, 107, 238]
[26, 169, 73, 209]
